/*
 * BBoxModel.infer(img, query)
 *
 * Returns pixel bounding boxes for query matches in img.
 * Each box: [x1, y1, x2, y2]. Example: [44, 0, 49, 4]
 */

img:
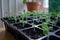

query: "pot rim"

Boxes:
[27, 2, 41, 4]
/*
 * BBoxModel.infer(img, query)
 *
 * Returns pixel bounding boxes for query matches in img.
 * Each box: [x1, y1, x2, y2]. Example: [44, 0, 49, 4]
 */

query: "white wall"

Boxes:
[2, 0, 9, 17]
[0, 0, 3, 27]
[9, 0, 16, 16]
[16, 0, 27, 13]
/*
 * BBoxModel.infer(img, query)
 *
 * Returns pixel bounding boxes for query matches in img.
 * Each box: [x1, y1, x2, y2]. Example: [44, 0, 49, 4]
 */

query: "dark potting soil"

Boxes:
[49, 26, 59, 32]
[48, 24, 59, 32]
[28, 20, 42, 25]
[21, 17, 33, 21]
[27, 20, 33, 23]
[22, 17, 32, 21]
[56, 20, 60, 26]
[13, 23, 32, 29]
[30, 14, 33, 16]
[3, 17, 21, 23]
[7, 18, 20, 23]
[55, 30, 60, 36]
[42, 35, 60, 40]
[41, 19, 46, 22]
[23, 28, 45, 39]
[39, 18, 46, 22]
[34, 20, 42, 25]
[50, 16, 56, 21]
[3, 17, 10, 20]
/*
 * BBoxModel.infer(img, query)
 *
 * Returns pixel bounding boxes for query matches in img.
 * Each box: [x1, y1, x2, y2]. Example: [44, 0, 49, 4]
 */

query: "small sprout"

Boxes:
[4, 16, 10, 20]
[31, 23, 36, 31]
[19, 20, 24, 27]
[34, 27, 36, 31]
[31, 23, 34, 26]
[5, 16, 10, 18]
[49, 27, 53, 31]
[27, 11, 32, 15]
[13, 16, 17, 19]
[46, 18, 51, 23]
[43, 30, 48, 35]
[23, 0, 27, 4]
[19, 20, 23, 23]
[41, 23, 49, 35]
[22, 13, 27, 19]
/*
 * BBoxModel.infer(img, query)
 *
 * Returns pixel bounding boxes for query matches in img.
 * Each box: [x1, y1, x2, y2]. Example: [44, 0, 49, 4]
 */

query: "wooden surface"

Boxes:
[0, 27, 16, 40]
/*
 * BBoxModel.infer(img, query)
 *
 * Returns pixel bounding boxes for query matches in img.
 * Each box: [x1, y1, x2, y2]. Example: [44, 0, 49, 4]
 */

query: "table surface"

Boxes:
[0, 27, 16, 40]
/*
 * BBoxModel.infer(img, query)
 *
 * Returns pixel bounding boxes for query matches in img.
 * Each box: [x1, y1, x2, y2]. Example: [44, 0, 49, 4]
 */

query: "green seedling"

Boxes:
[42, 23, 54, 40]
[31, 23, 36, 32]
[23, 0, 27, 4]
[19, 20, 23, 23]
[41, 23, 49, 40]
[23, 0, 37, 4]
[27, 11, 32, 16]
[13, 16, 17, 19]
[45, 16, 51, 23]
[41, 23, 49, 35]
[49, 12, 60, 25]
[5, 16, 10, 18]
[32, 11, 37, 18]
[49, 27, 53, 31]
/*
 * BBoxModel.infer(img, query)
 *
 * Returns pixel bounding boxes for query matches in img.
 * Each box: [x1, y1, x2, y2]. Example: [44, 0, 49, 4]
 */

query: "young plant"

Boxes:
[32, 11, 37, 19]
[30, 11, 36, 31]
[31, 23, 36, 32]
[45, 15, 51, 23]
[50, 12, 57, 21]
[32, 17, 35, 32]
[13, 16, 17, 19]
[27, 11, 32, 16]
[5, 16, 10, 18]
[23, 0, 37, 4]
[49, 12, 59, 26]
[42, 23, 49, 40]
[41, 23, 49, 35]
[19, 20, 23, 23]
[57, 12, 60, 20]
[41, 23, 53, 40]
[36, 11, 42, 19]
[4, 16, 10, 20]
[23, 0, 27, 4]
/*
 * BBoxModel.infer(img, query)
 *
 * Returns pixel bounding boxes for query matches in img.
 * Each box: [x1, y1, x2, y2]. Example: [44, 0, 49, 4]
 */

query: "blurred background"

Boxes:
[0, 0, 48, 28]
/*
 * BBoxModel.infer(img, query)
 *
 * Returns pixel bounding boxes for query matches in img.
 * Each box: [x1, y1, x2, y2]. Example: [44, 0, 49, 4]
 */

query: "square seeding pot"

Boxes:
[1, 16, 60, 40]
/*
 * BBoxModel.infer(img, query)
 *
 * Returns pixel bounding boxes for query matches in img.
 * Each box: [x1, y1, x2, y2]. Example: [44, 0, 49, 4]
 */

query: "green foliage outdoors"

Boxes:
[49, 0, 60, 12]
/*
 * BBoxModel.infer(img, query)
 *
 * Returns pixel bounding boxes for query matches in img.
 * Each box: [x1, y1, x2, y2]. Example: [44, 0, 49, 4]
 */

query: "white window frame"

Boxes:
[43, 0, 49, 8]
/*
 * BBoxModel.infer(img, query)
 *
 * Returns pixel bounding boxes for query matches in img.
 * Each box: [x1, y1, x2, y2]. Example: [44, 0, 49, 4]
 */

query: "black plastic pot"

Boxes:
[13, 23, 32, 29]
[56, 20, 60, 26]
[1, 16, 60, 40]
[38, 24, 59, 32]
[1, 18, 28, 40]
[22, 27, 45, 39]
[21, 16, 33, 21]
[55, 30, 60, 36]
[28, 20, 42, 25]
[42, 35, 60, 40]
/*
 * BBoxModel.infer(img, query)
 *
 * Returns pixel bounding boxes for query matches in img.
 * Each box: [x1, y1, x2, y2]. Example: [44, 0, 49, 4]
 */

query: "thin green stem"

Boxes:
[47, 30, 49, 40]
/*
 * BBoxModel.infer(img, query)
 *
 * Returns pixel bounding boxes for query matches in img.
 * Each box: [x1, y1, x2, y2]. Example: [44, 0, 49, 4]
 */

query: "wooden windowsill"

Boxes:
[0, 27, 16, 40]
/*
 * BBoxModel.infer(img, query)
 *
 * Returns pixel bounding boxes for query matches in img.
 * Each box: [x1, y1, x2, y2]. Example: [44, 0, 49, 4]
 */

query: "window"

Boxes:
[43, 0, 49, 8]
